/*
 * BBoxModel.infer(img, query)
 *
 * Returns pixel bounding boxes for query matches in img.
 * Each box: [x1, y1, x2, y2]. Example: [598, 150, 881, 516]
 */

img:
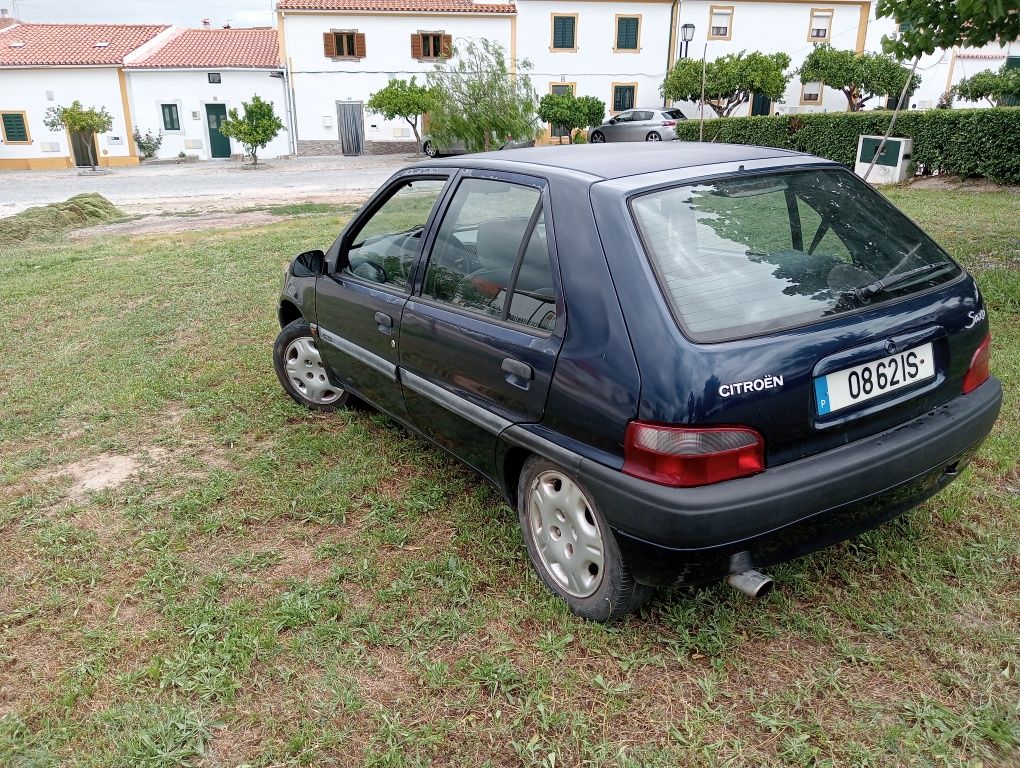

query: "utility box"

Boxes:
[855, 135, 913, 184]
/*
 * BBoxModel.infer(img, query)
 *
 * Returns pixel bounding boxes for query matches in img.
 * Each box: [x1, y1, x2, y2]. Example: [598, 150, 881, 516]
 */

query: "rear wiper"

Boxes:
[853, 262, 951, 302]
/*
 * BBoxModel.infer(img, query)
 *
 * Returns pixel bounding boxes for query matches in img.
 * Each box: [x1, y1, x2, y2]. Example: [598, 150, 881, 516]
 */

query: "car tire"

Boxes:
[645, 132, 662, 142]
[273, 319, 351, 412]
[423, 140, 438, 158]
[590, 131, 605, 144]
[518, 455, 652, 621]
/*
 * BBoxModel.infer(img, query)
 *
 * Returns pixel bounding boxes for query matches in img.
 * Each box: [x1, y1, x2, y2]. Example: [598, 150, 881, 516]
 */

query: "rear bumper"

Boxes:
[577, 379, 1002, 586]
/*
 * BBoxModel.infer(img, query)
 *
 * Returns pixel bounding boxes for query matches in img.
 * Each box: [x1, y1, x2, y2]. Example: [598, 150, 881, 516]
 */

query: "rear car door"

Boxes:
[398, 171, 564, 478]
[315, 173, 451, 416]
[631, 110, 655, 139]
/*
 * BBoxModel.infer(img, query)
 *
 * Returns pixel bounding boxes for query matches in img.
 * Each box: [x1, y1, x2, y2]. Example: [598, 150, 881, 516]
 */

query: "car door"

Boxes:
[632, 110, 654, 139]
[606, 111, 633, 141]
[315, 172, 452, 417]
[398, 171, 565, 478]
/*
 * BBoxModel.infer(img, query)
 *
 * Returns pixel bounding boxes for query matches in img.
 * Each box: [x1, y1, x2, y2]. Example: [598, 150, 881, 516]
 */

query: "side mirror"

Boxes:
[291, 249, 326, 277]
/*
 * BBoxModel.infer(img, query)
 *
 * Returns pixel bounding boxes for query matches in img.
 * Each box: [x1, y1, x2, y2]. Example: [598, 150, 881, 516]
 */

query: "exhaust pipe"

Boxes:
[726, 552, 774, 598]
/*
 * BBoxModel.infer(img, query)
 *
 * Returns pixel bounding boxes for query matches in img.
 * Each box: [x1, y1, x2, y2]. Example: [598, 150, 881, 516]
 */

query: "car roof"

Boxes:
[415, 142, 818, 183]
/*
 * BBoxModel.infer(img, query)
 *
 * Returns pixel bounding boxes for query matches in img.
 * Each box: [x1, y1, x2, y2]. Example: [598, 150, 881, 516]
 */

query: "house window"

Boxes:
[1, 111, 30, 143]
[708, 5, 733, 40]
[612, 83, 636, 112]
[549, 82, 576, 141]
[208, 73, 221, 84]
[551, 14, 577, 51]
[325, 30, 366, 58]
[808, 9, 833, 41]
[161, 103, 180, 131]
[615, 15, 640, 51]
[412, 31, 451, 60]
[801, 81, 823, 104]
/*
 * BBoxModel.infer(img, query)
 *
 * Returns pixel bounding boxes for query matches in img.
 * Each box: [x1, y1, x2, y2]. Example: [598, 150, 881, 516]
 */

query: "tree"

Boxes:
[538, 92, 605, 142]
[43, 100, 113, 171]
[426, 38, 538, 152]
[367, 77, 436, 156]
[218, 94, 284, 166]
[954, 64, 1020, 106]
[799, 45, 920, 111]
[877, 0, 1020, 59]
[661, 51, 791, 117]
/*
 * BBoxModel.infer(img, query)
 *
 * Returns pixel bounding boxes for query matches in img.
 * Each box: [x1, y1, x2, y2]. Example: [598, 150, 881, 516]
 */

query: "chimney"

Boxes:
[201, 18, 211, 29]
[0, 9, 9, 18]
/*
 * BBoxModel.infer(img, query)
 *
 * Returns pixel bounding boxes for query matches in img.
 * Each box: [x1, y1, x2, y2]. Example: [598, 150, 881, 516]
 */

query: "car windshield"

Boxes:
[630, 168, 961, 342]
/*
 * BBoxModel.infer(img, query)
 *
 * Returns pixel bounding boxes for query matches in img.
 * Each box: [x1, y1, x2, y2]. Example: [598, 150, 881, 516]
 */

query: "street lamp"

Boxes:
[680, 23, 695, 59]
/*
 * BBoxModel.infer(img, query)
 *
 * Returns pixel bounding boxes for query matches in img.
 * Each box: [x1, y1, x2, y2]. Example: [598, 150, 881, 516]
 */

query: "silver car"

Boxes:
[422, 135, 535, 157]
[589, 108, 686, 143]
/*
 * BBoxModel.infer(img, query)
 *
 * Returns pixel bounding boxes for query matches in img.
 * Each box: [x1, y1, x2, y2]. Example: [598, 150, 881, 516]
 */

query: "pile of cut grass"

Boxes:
[0, 193, 122, 246]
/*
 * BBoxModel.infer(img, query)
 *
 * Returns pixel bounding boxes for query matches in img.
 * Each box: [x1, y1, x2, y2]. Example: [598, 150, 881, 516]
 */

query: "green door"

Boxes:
[205, 104, 231, 158]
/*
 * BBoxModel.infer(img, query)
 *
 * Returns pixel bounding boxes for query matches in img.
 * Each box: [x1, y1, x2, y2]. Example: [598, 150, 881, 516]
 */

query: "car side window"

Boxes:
[343, 178, 447, 291]
[635, 111, 654, 121]
[615, 111, 634, 122]
[422, 178, 555, 331]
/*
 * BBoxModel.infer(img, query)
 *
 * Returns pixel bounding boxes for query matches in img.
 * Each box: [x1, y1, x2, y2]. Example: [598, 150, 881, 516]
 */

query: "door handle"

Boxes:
[502, 357, 533, 385]
[374, 311, 393, 332]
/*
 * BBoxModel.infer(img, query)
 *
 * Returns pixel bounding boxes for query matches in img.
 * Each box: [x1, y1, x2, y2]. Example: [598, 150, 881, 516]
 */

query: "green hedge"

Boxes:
[673, 107, 1020, 184]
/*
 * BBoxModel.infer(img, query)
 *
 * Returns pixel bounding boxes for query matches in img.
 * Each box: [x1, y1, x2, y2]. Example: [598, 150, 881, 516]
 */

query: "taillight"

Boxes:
[661, 120, 676, 126]
[623, 422, 765, 487]
[962, 333, 991, 394]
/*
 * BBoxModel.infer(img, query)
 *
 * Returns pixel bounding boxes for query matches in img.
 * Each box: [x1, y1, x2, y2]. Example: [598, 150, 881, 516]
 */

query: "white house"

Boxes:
[124, 26, 292, 161]
[276, 0, 515, 154]
[0, 22, 173, 169]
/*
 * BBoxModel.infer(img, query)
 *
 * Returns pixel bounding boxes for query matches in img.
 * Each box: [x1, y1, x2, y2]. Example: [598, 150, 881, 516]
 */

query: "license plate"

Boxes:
[815, 342, 935, 415]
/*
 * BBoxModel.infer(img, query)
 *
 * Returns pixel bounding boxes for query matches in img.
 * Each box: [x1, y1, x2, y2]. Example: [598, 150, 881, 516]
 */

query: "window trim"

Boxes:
[707, 5, 734, 41]
[800, 80, 824, 105]
[414, 30, 448, 61]
[806, 8, 834, 43]
[330, 29, 363, 60]
[550, 13, 578, 53]
[611, 82, 638, 114]
[613, 14, 641, 53]
[160, 102, 182, 133]
[0, 110, 31, 144]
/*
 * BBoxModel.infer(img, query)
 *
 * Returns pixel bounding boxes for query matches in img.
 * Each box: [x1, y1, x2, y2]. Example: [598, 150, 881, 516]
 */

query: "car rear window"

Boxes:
[630, 169, 961, 342]
[662, 109, 685, 120]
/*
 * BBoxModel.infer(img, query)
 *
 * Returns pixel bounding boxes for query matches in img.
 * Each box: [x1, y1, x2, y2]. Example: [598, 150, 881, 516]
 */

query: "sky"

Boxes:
[7, 0, 276, 28]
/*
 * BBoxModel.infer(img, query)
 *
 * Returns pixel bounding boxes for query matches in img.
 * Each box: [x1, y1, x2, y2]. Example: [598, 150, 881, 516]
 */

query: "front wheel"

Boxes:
[645, 132, 662, 142]
[273, 319, 350, 411]
[518, 456, 652, 621]
[590, 131, 605, 144]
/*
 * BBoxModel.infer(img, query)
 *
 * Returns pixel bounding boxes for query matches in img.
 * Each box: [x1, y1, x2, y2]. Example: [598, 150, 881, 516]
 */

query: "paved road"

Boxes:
[1, 155, 413, 216]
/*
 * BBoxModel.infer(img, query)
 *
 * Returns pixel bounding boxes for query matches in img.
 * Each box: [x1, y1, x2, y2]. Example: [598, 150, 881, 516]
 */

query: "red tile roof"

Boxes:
[128, 28, 280, 69]
[0, 23, 170, 66]
[277, 0, 516, 13]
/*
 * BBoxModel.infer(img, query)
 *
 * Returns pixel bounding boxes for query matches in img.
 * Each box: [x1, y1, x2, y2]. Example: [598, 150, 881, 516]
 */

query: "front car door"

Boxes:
[605, 111, 633, 141]
[398, 171, 565, 478]
[315, 172, 451, 417]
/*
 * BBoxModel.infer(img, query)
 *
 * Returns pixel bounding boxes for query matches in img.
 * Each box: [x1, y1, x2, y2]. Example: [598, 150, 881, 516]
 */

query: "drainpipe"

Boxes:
[665, 0, 679, 107]
[273, 69, 296, 155]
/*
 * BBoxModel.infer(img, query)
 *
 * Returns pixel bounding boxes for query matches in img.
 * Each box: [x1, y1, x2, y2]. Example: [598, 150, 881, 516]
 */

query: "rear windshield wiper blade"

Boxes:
[852, 262, 951, 302]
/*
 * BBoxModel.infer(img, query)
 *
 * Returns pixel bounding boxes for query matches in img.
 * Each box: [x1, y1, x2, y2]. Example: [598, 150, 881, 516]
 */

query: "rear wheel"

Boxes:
[273, 319, 350, 411]
[423, 140, 438, 158]
[518, 456, 652, 621]
[590, 131, 605, 144]
[645, 131, 662, 142]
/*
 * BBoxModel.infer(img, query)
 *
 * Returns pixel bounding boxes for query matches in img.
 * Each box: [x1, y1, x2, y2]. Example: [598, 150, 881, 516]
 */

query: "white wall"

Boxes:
[0, 67, 133, 166]
[281, 10, 513, 143]
[126, 68, 292, 160]
[515, 0, 674, 123]
[677, 0, 870, 115]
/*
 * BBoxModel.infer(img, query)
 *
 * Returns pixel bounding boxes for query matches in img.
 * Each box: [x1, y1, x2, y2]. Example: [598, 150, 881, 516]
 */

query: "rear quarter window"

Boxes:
[630, 169, 961, 342]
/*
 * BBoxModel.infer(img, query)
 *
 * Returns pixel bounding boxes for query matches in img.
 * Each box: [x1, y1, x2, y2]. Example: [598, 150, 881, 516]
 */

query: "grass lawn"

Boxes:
[0, 188, 1017, 767]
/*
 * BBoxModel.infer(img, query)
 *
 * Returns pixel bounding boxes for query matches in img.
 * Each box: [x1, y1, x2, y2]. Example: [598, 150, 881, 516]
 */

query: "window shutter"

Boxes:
[323, 32, 337, 57]
[617, 18, 638, 49]
[355, 32, 366, 58]
[2, 113, 28, 142]
[553, 16, 575, 49]
[411, 33, 423, 59]
[441, 33, 452, 58]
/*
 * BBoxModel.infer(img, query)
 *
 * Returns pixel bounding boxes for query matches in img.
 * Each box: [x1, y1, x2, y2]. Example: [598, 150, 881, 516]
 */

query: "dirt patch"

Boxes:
[903, 176, 1020, 193]
[74, 210, 280, 238]
[38, 454, 140, 499]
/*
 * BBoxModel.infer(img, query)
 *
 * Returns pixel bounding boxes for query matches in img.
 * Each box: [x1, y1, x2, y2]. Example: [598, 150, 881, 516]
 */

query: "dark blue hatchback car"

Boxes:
[274, 144, 1002, 620]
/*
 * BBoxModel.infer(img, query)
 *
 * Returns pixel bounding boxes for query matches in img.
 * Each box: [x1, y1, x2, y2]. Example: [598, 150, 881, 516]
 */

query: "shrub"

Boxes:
[673, 107, 1020, 184]
[133, 127, 163, 159]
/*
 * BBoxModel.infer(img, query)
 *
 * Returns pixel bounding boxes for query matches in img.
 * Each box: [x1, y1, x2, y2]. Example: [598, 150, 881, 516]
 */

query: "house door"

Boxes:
[70, 131, 98, 167]
[205, 104, 231, 158]
[750, 92, 772, 116]
[336, 102, 364, 156]
[549, 84, 574, 144]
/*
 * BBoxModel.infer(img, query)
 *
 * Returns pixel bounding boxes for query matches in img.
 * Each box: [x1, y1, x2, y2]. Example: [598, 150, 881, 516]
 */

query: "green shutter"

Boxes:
[1004, 57, 1020, 106]
[161, 104, 180, 131]
[616, 17, 638, 49]
[2, 112, 28, 142]
[613, 86, 634, 112]
[553, 16, 575, 49]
